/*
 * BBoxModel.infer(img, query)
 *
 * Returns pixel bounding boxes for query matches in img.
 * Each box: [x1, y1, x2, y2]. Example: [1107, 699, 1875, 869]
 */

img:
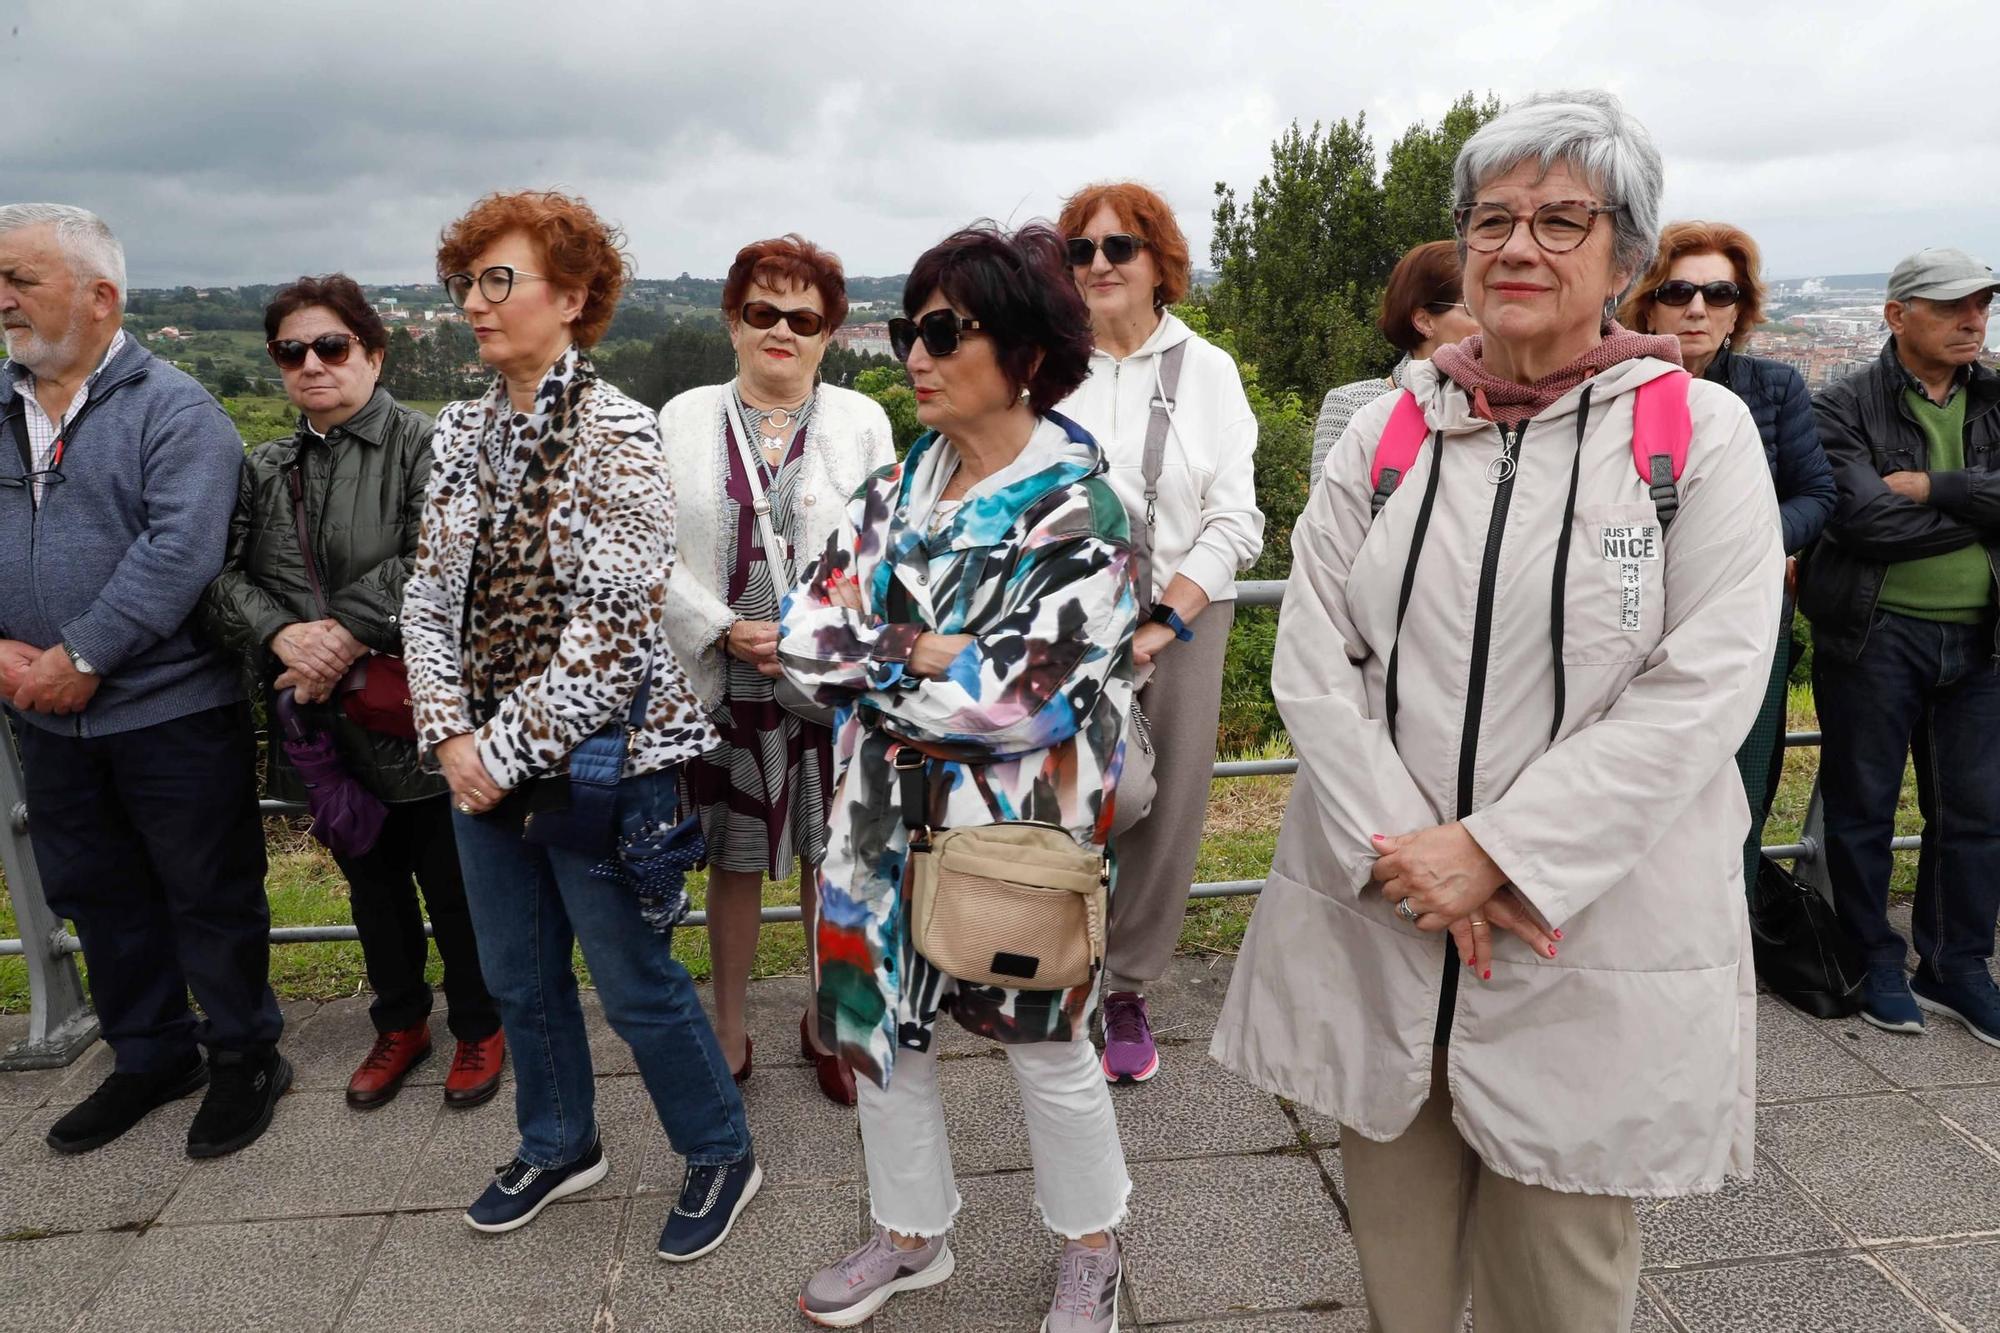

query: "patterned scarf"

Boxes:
[1431, 320, 1683, 426]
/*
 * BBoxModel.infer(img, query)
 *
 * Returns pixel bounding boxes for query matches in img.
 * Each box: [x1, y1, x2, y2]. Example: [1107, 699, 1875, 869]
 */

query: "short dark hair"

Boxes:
[722, 234, 850, 332]
[903, 222, 1093, 414]
[264, 273, 389, 352]
[1377, 241, 1464, 355]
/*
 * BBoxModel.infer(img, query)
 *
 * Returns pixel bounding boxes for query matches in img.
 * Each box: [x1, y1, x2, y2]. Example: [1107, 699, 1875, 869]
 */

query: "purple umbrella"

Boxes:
[272, 688, 387, 861]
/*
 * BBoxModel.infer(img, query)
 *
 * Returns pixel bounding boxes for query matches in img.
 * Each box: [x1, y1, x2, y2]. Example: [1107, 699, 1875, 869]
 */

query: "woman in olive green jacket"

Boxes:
[203, 274, 504, 1112]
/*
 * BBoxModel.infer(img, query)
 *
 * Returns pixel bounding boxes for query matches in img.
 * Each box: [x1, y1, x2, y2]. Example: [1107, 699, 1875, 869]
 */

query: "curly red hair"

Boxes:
[436, 190, 630, 348]
[1055, 181, 1192, 308]
[721, 234, 850, 332]
[1619, 220, 1767, 346]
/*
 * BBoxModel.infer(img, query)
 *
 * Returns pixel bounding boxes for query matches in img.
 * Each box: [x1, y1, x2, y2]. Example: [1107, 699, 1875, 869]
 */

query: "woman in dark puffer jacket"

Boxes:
[1623, 221, 1837, 893]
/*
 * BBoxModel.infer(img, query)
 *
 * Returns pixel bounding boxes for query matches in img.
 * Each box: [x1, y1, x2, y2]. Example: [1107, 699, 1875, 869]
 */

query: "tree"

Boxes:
[1205, 93, 1500, 402]
[853, 365, 921, 449]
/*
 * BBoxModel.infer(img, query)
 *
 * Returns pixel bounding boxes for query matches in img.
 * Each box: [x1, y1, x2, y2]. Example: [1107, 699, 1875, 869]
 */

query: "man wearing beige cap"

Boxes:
[1799, 246, 2000, 1045]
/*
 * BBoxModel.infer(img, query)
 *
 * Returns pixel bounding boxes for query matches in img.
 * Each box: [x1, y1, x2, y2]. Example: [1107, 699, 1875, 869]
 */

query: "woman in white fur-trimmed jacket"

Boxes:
[658, 234, 895, 1106]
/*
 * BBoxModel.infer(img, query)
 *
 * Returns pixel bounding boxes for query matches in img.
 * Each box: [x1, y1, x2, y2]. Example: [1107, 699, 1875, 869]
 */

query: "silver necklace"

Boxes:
[738, 389, 813, 443]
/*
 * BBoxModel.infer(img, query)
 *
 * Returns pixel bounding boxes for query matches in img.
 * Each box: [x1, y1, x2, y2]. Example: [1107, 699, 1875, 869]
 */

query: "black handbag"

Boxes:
[1748, 854, 1865, 1019]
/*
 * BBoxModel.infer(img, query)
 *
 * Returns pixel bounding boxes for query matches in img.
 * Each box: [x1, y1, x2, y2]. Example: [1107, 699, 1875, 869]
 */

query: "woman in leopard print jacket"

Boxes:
[399, 191, 760, 1257]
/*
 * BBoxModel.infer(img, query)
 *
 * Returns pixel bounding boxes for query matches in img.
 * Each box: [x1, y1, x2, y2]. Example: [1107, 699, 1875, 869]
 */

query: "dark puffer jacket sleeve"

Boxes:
[1767, 363, 1836, 554]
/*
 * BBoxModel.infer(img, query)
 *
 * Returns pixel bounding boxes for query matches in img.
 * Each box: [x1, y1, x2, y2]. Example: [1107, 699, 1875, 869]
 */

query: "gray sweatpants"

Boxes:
[1104, 600, 1234, 994]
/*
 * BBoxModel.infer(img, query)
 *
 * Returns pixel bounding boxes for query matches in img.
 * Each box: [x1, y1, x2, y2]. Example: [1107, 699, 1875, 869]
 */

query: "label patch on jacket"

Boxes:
[1600, 525, 1660, 632]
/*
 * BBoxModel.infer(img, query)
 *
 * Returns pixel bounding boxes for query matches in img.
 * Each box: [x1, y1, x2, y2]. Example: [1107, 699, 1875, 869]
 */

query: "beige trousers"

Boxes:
[1104, 600, 1234, 993]
[1341, 1051, 1641, 1333]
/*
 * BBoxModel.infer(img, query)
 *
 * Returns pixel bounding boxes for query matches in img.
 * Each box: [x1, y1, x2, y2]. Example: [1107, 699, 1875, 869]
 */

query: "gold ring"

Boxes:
[456, 801, 474, 814]
[1470, 917, 1488, 927]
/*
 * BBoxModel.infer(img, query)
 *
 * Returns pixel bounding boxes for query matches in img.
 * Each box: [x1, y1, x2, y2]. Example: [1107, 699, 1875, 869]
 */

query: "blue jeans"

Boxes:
[1814, 610, 2000, 980]
[452, 785, 750, 1171]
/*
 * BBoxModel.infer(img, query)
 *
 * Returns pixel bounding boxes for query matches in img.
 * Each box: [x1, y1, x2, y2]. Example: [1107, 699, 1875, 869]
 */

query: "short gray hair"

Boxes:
[1452, 90, 1664, 296]
[0, 203, 128, 310]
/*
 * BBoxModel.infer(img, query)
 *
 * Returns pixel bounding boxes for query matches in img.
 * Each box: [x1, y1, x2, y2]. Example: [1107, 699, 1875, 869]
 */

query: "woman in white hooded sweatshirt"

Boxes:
[1211, 91, 1782, 1332]
[1055, 182, 1265, 1085]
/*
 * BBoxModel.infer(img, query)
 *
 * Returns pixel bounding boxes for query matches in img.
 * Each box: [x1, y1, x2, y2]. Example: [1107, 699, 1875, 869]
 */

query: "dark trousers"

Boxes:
[331, 795, 498, 1042]
[17, 702, 283, 1072]
[1814, 611, 2000, 980]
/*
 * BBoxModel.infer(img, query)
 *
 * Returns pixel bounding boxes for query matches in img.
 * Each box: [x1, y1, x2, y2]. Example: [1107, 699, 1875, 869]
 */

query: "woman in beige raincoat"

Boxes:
[1211, 91, 1783, 1333]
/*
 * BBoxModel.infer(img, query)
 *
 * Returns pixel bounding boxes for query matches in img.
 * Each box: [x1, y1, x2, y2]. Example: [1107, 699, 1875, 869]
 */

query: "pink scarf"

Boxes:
[1431, 320, 1683, 427]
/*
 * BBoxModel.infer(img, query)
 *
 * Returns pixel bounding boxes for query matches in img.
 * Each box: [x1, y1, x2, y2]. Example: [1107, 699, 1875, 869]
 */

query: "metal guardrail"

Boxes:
[0, 576, 1911, 1066]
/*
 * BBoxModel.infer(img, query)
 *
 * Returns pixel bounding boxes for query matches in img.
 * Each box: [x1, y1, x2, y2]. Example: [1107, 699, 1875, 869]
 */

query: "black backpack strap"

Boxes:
[1646, 454, 1680, 533]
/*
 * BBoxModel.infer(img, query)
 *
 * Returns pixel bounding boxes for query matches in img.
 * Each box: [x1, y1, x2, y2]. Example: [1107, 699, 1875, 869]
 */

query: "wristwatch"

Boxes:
[62, 643, 97, 676]
[1148, 604, 1194, 643]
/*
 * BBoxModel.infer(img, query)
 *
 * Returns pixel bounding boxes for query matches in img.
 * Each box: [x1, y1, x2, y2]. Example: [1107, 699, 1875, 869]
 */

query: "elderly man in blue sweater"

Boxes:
[0, 204, 288, 1158]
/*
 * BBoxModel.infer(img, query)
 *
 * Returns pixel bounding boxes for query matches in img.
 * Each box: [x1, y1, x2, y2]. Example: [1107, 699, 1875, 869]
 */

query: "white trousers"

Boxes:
[857, 1037, 1133, 1239]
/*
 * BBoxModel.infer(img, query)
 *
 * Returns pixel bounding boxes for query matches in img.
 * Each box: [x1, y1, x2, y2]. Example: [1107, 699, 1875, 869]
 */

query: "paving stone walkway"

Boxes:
[4, 933, 1999, 1331]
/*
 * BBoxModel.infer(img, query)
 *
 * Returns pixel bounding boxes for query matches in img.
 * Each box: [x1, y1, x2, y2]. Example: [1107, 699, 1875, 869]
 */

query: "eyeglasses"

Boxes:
[888, 310, 986, 362]
[0, 467, 63, 492]
[739, 301, 827, 338]
[1454, 200, 1626, 254]
[1424, 300, 1471, 314]
[442, 265, 550, 308]
[1065, 234, 1144, 267]
[267, 333, 367, 370]
[1652, 280, 1742, 308]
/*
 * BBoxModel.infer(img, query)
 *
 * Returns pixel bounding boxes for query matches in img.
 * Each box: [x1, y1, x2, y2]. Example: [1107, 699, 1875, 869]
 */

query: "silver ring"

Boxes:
[1396, 897, 1420, 924]
[456, 801, 474, 814]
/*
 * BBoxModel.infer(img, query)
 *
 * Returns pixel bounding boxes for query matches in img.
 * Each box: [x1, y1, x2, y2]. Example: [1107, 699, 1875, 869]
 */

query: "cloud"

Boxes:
[3, 0, 1994, 285]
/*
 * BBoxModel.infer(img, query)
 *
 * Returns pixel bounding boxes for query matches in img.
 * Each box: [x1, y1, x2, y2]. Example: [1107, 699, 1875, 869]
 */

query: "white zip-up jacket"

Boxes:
[1057, 312, 1264, 603]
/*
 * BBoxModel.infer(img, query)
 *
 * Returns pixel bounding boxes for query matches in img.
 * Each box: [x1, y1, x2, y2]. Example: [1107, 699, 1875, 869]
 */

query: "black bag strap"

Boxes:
[286, 457, 332, 619]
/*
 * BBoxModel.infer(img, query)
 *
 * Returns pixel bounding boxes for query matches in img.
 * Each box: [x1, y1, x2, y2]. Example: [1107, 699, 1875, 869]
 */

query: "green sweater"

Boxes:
[1877, 388, 1992, 623]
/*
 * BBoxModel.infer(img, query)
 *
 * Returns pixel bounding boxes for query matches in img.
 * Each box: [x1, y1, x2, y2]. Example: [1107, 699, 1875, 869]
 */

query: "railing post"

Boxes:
[0, 723, 100, 1069]
[1789, 772, 1836, 903]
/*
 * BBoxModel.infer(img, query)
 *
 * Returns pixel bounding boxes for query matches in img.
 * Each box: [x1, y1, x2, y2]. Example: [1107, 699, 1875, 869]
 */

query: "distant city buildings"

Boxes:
[834, 320, 892, 358]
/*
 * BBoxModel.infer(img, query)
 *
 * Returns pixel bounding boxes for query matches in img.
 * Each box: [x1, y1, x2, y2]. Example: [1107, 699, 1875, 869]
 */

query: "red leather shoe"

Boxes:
[346, 1024, 432, 1109]
[443, 1031, 506, 1109]
[799, 1013, 857, 1107]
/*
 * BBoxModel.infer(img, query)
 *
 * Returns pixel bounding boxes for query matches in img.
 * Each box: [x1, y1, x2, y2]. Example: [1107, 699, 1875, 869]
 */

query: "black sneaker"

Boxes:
[46, 1054, 208, 1155]
[186, 1049, 293, 1159]
[464, 1137, 610, 1234]
[657, 1152, 762, 1262]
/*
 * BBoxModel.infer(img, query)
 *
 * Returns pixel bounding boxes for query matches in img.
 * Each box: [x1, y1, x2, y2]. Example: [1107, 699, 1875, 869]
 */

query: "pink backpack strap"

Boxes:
[1368, 390, 1430, 518]
[1632, 370, 1693, 532]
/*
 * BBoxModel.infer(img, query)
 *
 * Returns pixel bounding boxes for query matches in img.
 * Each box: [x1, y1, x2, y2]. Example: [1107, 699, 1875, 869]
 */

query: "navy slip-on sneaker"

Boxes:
[1913, 971, 2000, 1050]
[656, 1152, 761, 1262]
[1859, 965, 1925, 1034]
[464, 1137, 609, 1234]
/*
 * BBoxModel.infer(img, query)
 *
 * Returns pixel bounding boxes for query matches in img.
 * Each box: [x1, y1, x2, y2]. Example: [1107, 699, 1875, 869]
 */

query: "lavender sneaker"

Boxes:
[798, 1227, 955, 1327]
[1100, 992, 1159, 1083]
[1043, 1233, 1121, 1333]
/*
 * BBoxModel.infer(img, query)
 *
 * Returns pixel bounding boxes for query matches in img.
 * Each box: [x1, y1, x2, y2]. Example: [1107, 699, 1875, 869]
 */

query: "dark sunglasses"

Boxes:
[1065, 233, 1144, 267]
[267, 333, 367, 370]
[888, 310, 986, 362]
[442, 264, 549, 308]
[739, 301, 826, 338]
[1652, 279, 1742, 308]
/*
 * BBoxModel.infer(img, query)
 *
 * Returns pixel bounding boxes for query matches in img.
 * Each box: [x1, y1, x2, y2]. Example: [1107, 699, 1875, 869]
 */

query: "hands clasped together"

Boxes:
[270, 618, 371, 704]
[1368, 823, 1560, 980]
[0, 639, 98, 715]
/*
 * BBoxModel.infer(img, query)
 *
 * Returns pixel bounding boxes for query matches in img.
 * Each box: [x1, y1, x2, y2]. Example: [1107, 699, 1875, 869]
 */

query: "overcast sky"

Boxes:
[6, 0, 1995, 288]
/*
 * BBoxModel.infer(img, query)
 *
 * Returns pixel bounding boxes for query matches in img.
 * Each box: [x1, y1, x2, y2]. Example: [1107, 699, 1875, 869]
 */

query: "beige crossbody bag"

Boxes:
[895, 745, 1107, 991]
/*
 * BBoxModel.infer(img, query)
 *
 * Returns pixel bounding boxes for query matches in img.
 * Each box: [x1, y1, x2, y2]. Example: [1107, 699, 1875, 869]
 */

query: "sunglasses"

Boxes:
[267, 333, 367, 370]
[888, 310, 986, 362]
[442, 264, 549, 308]
[1652, 279, 1742, 308]
[1455, 200, 1625, 254]
[1065, 234, 1144, 267]
[739, 300, 827, 338]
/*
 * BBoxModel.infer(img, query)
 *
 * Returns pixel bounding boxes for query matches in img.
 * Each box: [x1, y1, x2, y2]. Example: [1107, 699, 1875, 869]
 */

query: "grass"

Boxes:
[0, 690, 1924, 1014]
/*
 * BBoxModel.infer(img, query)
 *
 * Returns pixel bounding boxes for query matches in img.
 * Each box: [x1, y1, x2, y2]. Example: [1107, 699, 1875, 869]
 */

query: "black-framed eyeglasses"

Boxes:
[888, 310, 986, 362]
[0, 467, 63, 492]
[1652, 279, 1742, 309]
[442, 265, 550, 308]
[1065, 234, 1144, 268]
[739, 300, 827, 338]
[1454, 200, 1626, 254]
[267, 333, 367, 370]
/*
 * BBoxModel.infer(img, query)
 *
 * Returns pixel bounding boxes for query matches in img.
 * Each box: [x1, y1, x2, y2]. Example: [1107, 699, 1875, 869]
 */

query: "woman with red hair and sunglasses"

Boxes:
[1053, 181, 1266, 1088]
[204, 273, 506, 1114]
[1621, 222, 1836, 895]
[657, 235, 895, 1106]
